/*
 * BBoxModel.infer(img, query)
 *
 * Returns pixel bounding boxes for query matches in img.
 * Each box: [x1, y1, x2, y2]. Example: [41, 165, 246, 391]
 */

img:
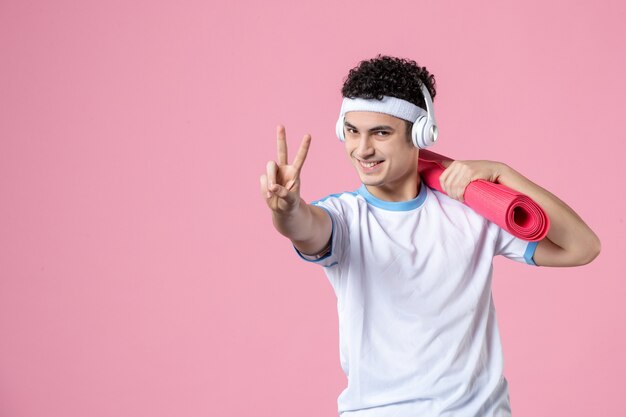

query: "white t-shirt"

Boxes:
[296, 182, 538, 417]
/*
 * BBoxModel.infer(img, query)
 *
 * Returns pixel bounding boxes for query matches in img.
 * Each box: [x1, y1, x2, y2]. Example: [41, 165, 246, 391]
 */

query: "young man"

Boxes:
[260, 56, 600, 417]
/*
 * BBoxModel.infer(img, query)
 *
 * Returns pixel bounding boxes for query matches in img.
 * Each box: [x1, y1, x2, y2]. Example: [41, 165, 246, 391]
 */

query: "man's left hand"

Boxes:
[438, 160, 507, 202]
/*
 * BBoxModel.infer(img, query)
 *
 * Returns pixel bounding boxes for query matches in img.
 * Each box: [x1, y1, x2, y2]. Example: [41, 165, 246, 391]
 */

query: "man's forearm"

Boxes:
[272, 199, 332, 255]
[271, 199, 332, 255]
[272, 198, 315, 243]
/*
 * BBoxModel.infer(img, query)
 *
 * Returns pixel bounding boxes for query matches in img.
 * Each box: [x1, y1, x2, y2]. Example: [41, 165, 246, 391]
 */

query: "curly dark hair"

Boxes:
[341, 55, 436, 109]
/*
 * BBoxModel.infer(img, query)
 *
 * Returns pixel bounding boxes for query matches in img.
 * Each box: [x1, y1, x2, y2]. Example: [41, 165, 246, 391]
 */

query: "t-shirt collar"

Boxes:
[357, 182, 427, 211]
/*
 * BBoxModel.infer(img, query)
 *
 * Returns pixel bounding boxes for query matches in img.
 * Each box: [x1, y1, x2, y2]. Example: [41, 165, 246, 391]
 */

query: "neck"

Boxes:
[365, 174, 421, 202]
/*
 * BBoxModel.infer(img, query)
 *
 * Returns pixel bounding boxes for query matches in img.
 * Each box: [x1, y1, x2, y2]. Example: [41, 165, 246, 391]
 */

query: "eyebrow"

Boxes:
[344, 120, 395, 132]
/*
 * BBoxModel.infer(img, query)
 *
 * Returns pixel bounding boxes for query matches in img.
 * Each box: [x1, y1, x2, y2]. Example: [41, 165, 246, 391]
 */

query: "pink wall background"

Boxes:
[1, 1, 624, 416]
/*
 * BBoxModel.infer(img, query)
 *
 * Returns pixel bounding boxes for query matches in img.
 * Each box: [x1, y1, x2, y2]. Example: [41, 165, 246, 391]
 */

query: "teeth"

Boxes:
[361, 161, 380, 168]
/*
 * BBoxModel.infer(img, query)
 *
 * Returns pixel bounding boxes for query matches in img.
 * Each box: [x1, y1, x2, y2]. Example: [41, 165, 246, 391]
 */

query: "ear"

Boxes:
[405, 121, 414, 144]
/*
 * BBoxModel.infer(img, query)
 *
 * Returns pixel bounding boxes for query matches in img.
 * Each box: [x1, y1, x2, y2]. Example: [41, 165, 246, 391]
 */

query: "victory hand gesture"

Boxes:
[260, 125, 311, 214]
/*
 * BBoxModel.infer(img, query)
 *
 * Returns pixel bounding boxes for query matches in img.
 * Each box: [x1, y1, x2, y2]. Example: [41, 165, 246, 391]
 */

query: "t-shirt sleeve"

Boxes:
[293, 197, 349, 268]
[493, 222, 539, 266]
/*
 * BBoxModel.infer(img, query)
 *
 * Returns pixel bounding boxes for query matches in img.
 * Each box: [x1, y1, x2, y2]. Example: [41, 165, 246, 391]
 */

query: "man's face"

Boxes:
[343, 111, 418, 193]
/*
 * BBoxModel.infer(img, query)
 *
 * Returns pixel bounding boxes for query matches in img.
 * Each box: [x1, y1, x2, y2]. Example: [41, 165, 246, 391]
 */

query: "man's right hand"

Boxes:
[260, 125, 311, 214]
[260, 124, 332, 256]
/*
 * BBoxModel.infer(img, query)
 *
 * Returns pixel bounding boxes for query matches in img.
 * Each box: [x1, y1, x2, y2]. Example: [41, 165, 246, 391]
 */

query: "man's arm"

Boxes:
[439, 160, 601, 267]
[260, 125, 332, 256]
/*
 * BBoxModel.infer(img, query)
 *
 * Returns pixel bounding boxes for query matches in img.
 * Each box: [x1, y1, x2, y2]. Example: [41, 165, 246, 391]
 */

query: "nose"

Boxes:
[355, 134, 374, 158]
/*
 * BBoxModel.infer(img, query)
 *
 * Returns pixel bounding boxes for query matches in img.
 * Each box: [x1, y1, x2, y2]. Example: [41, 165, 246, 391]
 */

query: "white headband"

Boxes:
[339, 96, 427, 122]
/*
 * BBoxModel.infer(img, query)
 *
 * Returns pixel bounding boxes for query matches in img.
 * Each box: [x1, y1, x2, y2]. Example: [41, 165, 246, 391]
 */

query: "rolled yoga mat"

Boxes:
[417, 149, 550, 242]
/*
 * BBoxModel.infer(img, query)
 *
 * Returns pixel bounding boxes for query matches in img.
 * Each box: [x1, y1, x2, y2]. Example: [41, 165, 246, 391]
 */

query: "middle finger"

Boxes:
[277, 125, 288, 165]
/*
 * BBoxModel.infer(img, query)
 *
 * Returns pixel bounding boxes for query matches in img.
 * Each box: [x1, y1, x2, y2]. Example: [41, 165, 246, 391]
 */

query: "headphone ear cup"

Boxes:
[411, 116, 427, 148]
[412, 116, 437, 148]
[336, 115, 345, 142]
[424, 120, 437, 148]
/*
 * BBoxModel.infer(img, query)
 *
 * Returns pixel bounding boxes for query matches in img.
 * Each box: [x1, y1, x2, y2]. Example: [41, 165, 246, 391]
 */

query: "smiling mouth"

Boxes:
[357, 159, 384, 169]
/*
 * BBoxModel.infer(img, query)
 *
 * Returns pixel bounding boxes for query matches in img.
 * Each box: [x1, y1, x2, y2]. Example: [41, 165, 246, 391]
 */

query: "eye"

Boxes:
[375, 130, 390, 136]
[346, 127, 358, 134]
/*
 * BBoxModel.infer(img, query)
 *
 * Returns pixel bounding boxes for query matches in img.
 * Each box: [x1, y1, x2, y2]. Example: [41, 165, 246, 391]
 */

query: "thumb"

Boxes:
[440, 159, 453, 169]
[285, 178, 300, 191]
[270, 183, 298, 204]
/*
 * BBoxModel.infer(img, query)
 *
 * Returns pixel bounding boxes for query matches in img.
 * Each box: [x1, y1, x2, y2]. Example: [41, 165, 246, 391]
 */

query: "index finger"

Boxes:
[292, 134, 311, 172]
[277, 125, 288, 165]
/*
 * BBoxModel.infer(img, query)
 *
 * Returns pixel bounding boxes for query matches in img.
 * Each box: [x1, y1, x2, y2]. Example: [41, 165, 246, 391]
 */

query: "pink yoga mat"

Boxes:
[418, 150, 550, 242]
